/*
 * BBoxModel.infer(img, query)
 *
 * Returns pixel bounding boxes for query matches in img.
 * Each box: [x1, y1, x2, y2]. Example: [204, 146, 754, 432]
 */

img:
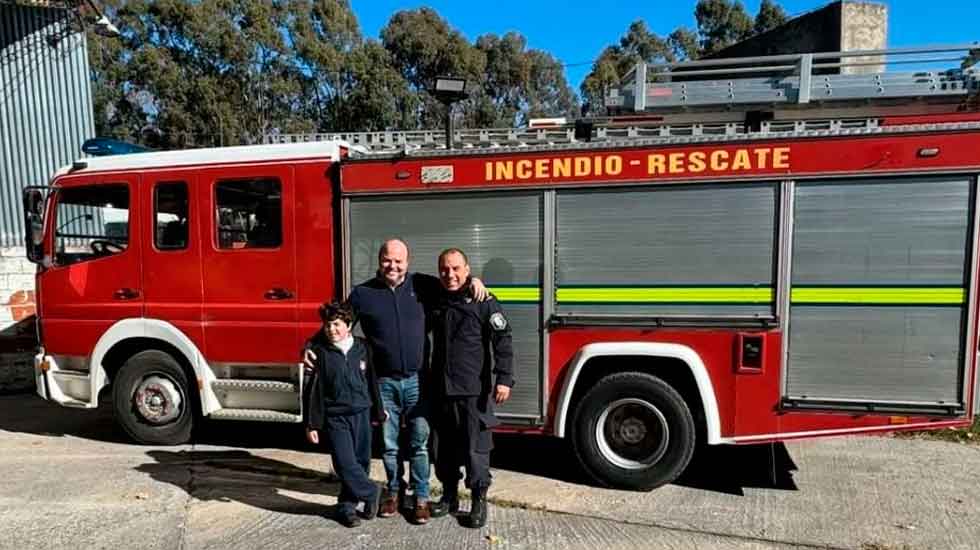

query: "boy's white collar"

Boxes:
[334, 335, 354, 355]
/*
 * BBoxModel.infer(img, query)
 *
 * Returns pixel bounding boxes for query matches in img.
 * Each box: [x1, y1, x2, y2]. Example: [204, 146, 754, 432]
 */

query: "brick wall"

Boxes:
[0, 247, 37, 393]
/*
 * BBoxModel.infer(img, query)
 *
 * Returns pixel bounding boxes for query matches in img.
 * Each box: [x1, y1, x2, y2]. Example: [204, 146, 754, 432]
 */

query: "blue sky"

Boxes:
[351, 0, 979, 91]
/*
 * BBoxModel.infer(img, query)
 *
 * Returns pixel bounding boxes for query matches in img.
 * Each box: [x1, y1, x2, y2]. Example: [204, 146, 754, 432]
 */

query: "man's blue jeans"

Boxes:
[378, 374, 430, 500]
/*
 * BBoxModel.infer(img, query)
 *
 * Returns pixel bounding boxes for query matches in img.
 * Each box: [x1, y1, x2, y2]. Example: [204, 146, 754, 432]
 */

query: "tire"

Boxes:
[570, 372, 696, 490]
[112, 350, 194, 445]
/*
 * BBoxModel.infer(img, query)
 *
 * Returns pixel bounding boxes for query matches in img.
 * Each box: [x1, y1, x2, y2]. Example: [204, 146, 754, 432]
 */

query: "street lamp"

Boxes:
[430, 76, 469, 150]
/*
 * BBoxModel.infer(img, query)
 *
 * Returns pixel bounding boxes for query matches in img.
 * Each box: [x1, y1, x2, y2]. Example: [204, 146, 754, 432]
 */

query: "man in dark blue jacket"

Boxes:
[334, 239, 486, 524]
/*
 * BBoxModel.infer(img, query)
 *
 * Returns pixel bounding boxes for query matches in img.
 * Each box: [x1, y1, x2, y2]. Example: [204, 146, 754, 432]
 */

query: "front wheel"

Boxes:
[112, 350, 194, 445]
[570, 372, 696, 490]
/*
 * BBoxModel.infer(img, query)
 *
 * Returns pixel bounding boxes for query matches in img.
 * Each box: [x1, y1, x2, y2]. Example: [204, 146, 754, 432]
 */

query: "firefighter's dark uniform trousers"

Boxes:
[430, 287, 514, 491]
[434, 396, 496, 489]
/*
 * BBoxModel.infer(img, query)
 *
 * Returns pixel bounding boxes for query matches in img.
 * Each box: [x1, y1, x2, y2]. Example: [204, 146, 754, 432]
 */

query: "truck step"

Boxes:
[208, 408, 303, 423]
[211, 379, 298, 393]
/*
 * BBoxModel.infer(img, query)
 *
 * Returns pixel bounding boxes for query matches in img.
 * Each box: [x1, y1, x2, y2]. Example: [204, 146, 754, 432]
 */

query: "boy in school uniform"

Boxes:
[306, 301, 387, 527]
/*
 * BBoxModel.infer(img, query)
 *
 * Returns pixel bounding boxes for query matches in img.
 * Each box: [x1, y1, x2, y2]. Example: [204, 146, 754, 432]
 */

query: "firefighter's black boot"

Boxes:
[430, 484, 459, 518]
[465, 486, 488, 528]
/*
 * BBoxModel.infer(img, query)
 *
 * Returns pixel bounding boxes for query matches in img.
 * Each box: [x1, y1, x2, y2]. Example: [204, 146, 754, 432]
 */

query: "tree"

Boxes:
[473, 32, 578, 127]
[668, 28, 700, 61]
[754, 0, 788, 35]
[523, 49, 579, 123]
[695, 0, 754, 56]
[380, 7, 486, 130]
[87, 0, 358, 147]
[580, 20, 676, 114]
[580, 0, 790, 114]
[328, 41, 415, 131]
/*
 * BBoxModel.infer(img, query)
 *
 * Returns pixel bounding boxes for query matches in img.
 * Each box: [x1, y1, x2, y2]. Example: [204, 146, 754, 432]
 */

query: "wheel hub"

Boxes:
[134, 376, 183, 425]
[619, 417, 648, 444]
[596, 398, 670, 470]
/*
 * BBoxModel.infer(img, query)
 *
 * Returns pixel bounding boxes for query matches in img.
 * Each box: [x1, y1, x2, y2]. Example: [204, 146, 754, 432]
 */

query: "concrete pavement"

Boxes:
[1, 393, 978, 549]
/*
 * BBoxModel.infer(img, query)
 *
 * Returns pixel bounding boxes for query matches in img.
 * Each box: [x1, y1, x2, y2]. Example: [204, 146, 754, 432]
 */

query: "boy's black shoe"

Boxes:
[465, 487, 488, 529]
[361, 489, 381, 520]
[430, 486, 459, 518]
[338, 510, 362, 528]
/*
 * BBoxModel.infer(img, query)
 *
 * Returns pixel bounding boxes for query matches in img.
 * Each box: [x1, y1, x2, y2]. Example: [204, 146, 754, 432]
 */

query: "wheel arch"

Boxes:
[89, 318, 220, 413]
[553, 342, 724, 445]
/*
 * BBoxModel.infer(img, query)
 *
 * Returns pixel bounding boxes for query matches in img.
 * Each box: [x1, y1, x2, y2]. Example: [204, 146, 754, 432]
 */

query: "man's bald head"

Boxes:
[378, 239, 410, 288]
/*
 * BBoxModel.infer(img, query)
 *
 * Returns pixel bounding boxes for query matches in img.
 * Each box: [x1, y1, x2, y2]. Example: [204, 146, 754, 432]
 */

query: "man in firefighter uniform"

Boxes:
[428, 248, 514, 529]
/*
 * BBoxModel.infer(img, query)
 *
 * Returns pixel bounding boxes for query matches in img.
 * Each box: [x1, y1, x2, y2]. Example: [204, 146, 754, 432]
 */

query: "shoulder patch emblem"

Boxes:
[489, 312, 508, 331]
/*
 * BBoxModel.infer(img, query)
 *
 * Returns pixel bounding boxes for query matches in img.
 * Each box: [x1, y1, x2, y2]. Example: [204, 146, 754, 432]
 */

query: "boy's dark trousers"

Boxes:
[324, 409, 377, 516]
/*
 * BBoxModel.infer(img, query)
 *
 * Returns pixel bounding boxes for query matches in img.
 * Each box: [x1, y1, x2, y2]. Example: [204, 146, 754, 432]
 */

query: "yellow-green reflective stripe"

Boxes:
[487, 287, 964, 305]
[488, 287, 541, 302]
[556, 287, 773, 303]
[791, 287, 964, 304]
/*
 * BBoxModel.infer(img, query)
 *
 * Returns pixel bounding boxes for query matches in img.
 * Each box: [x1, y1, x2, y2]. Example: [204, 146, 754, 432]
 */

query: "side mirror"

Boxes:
[22, 188, 46, 264]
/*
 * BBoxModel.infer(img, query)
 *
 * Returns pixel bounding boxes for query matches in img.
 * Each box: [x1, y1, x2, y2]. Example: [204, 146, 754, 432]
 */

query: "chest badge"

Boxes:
[359, 361, 367, 372]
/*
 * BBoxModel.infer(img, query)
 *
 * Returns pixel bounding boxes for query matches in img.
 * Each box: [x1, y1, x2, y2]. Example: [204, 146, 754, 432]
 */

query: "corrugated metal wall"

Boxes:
[0, 2, 95, 247]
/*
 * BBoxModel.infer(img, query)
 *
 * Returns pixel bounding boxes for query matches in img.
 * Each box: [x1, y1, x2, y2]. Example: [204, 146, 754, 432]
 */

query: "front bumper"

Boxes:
[34, 350, 97, 408]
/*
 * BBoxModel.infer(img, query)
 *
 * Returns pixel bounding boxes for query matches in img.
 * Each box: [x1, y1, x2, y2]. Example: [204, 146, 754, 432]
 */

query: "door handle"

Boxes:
[113, 288, 140, 300]
[264, 287, 294, 300]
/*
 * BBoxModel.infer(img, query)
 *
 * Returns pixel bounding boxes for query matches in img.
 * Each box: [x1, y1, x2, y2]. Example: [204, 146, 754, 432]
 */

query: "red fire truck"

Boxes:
[23, 46, 980, 490]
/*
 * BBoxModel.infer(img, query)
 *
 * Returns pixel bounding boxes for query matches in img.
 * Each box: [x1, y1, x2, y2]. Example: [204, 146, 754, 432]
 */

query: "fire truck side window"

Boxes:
[53, 184, 130, 267]
[154, 182, 189, 250]
[214, 178, 282, 249]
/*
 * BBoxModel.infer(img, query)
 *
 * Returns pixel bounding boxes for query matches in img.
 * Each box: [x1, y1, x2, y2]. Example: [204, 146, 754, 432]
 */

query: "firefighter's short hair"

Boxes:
[438, 247, 469, 265]
[318, 300, 354, 326]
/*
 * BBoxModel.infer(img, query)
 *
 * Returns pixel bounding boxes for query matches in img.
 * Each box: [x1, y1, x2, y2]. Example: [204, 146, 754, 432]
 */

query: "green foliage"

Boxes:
[581, 20, 675, 114]
[88, 1, 580, 144]
[88, 1, 791, 144]
[754, 0, 789, 35]
[380, 7, 486, 129]
[473, 32, 578, 127]
[695, 0, 754, 56]
[580, 0, 790, 114]
[894, 417, 980, 445]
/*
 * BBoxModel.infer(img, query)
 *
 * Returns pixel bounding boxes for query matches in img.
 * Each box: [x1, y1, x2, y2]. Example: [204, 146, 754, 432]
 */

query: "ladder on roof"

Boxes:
[264, 44, 980, 153]
[606, 44, 980, 113]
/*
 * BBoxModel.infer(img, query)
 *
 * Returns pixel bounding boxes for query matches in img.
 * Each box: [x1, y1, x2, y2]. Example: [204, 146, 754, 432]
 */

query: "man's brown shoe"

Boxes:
[413, 499, 431, 525]
[378, 491, 398, 518]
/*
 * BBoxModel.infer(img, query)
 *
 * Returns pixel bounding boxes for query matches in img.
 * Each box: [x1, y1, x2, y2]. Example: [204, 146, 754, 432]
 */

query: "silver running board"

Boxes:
[211, 379, 298, 393]
[208, 408, 303, 423]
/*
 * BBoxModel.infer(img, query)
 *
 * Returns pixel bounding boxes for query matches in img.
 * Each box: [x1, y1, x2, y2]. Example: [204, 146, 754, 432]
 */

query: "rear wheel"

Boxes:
[112, 350, 194, 445]
[571, 372, 696, 490]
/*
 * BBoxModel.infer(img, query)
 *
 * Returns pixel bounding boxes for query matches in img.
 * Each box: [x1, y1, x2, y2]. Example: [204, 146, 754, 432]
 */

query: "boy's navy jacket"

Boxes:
[305, 332, 384, 430]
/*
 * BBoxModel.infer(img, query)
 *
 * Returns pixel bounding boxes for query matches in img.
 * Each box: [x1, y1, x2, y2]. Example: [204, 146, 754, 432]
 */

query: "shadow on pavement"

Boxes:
[490, 433, 798, 496]
[675, 442, 799, 496]
[137, 449, 349, 521]
[4, 393, 797, 497]
[0, 393, 134, 443]
[0, 392, 316, 449]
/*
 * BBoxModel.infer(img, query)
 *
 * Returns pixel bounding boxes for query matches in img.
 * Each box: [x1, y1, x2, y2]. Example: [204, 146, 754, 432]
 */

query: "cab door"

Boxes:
[40, 175, 143, 356]
[141, 172, 204, 350]
[199, 165, 299, 364]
